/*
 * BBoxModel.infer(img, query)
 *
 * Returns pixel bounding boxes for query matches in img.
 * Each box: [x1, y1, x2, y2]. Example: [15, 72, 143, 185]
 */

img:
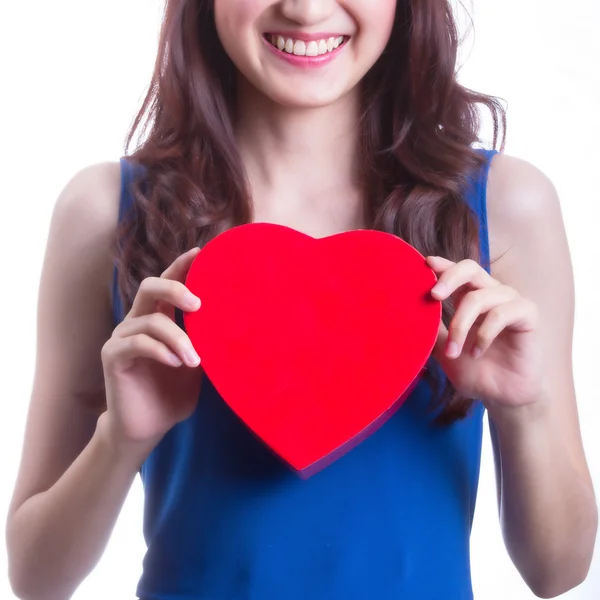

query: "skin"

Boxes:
[6, 1, 597, 598]
[429, 156, 597, 596]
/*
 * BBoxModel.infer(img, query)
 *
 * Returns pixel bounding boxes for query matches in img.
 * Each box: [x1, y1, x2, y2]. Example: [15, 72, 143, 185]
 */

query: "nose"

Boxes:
[279, 0, 336, 25]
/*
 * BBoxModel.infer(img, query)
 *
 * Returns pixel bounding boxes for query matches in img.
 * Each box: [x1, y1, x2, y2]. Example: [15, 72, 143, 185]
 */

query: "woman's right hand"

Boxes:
[101, 247, 203, 449]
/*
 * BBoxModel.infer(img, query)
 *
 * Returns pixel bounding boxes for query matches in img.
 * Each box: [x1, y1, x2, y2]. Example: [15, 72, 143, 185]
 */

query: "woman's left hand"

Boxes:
[426, 255, 545, 412]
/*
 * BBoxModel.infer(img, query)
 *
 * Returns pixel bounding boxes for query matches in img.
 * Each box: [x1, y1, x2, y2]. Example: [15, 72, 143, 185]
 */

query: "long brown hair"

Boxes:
[114, 0, 506, 424]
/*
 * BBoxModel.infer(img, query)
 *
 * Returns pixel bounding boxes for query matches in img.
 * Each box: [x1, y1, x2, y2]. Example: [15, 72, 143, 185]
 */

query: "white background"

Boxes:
[1, 1, 598, 598]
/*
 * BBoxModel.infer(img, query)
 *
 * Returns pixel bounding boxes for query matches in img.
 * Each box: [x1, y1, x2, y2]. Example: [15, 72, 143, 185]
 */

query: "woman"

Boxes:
[6, 1, 597, 599]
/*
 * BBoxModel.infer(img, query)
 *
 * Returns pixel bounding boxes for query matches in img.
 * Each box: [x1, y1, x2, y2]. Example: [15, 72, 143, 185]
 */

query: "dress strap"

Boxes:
[470, 148, 498, 274]
[111, 157, 142, 325]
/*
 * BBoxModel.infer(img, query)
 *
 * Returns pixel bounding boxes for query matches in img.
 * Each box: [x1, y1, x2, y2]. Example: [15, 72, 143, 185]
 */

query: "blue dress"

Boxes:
[112, 149, 497, 600]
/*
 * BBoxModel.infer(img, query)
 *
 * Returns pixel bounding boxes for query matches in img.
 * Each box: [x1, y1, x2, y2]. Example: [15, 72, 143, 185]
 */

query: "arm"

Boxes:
[5, 162, 155, 600]
[486, 154, 597, 597]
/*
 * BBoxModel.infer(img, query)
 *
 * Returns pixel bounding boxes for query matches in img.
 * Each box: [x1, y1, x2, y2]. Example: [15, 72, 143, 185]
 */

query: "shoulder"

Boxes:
[482, 152, 573, 334]
[484, 153, 563, 266]
[53, 161, 122, 225]
[50, 160, 123, 300]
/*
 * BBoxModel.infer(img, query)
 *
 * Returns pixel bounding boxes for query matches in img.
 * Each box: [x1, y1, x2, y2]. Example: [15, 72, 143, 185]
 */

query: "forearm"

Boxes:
[490, 401, 598, 597]
[7, 412, 155, 600]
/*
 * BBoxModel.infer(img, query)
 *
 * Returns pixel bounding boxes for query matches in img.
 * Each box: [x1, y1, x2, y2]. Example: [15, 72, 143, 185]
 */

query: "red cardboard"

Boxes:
[184, 223, 441, 478]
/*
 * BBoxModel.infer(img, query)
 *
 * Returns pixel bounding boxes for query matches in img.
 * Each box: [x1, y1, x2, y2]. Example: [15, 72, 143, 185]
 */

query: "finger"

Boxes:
[471, 298, 538, 358]
[426, 255, 455, 269]
[429, 258, 497, 300]
[161, 246, 201, 282]
[102, 333, 184, 370]
[128, 276, 201, 319]
[157, 247, 201, 319]
[447, 285, 518, 357]
[116, 312, 201, 367]
[425, 255, 456, 279]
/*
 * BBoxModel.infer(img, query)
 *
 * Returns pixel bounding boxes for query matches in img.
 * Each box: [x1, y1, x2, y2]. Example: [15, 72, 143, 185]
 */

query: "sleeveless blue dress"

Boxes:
[112, 149, 497, 600]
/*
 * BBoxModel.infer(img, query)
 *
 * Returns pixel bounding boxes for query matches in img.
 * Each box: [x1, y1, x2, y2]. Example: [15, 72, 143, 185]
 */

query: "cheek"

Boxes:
[214, 0, 269, 37]
[214, 0, 276, 68]
[213, 1, 252, 74]
[350, 0, 396, 46]
[215, 0, 247, 36]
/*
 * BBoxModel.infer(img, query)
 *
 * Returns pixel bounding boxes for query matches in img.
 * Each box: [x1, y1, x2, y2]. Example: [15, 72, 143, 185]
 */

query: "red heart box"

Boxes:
[184, 223, 441, 478]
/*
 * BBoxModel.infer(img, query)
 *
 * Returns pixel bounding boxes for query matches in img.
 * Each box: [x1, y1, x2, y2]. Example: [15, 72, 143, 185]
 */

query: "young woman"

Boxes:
[6, 1, 597, 599]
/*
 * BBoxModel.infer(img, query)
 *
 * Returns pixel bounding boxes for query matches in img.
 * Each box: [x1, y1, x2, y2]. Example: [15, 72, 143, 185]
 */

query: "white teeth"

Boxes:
[268, 35, 346, 56]
[293, 40, 306, 55]
[306, 41, 318, 56]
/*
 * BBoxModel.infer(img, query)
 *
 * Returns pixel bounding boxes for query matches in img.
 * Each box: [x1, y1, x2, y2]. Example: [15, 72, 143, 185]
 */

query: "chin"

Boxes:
[271, 91, 349, 109]
[251, 78, 355, 110]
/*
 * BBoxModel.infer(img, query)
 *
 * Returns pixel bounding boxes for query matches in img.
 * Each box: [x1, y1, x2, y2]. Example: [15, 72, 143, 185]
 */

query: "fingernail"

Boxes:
[471, 346, 483, 360]
[185, 292, 201, 308]
[168, 352, 183, 366]
[446, 341, 459, 358]
[185, 347, 201, 366]
[432, 282, 448, 297]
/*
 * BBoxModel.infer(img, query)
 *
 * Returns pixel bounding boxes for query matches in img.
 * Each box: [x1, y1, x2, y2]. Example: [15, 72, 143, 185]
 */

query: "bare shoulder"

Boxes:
[485, 153, 564, 266]
[51, 160, 122, 297]
[487, 152, 558, 213]
[38, 158, 124, 399]
[484, 151, 574, 351]
[53, 160, 122, 235]
[37, 159, 124, 402]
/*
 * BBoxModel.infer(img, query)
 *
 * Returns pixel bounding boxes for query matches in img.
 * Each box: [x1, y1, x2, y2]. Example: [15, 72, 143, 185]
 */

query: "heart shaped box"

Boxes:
[184, 223, 441, 478]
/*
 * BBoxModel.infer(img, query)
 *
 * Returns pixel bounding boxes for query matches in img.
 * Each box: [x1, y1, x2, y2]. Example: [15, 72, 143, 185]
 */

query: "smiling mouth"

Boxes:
[264, 34, 349, 57]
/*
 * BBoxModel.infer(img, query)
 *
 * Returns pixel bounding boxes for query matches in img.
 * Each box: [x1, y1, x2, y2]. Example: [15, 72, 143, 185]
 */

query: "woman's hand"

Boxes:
[426, 255, 545, 414]
[101, 247, 203, 448]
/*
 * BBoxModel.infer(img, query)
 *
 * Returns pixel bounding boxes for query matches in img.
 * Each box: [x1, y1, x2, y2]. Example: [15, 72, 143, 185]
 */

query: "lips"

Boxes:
[265, 34, 347, 57]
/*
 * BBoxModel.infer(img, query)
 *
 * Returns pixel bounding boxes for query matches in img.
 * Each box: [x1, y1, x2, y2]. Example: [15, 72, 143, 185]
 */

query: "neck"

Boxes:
[234, 77, 365, 233]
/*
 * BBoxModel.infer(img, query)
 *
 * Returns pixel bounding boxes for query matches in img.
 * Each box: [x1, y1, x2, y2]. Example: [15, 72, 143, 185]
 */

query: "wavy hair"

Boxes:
[114, 0, 506, 424]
